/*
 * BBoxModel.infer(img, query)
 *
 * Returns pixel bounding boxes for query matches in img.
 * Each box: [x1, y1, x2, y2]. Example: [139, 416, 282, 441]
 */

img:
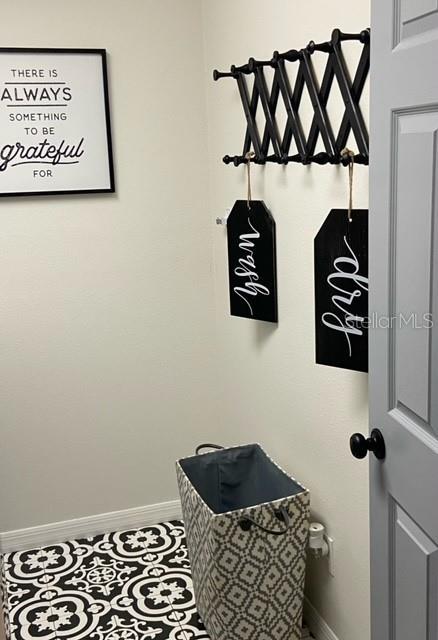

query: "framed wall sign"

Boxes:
[227, 199, 278, 323]
[314, 208, 369, 372]
[0, 48, 114, 197]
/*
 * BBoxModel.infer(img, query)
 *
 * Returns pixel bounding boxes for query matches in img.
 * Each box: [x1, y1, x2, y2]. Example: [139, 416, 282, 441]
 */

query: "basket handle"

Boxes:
[195, 444, 225, 455]
[238, 506, 291, 536]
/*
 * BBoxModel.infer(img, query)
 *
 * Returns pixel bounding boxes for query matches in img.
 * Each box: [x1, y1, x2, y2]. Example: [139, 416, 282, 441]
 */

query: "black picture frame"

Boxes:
[0, 47, 115, 197]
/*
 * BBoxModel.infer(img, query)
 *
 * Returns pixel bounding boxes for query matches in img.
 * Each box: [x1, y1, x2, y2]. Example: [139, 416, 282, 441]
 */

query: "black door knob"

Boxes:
[350, 429, 386, 460]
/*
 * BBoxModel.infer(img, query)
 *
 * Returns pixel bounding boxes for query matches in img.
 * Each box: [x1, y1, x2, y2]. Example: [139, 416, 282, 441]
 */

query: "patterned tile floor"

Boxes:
[0, 521, 209, 640]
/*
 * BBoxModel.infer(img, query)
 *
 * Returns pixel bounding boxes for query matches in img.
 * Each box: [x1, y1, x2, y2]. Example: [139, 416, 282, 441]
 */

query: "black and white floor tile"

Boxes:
[1, 521, 209, 640]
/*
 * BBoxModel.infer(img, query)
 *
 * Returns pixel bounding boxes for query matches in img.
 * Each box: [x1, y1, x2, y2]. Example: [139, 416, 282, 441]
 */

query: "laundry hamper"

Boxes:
[176, 443, 310, 640]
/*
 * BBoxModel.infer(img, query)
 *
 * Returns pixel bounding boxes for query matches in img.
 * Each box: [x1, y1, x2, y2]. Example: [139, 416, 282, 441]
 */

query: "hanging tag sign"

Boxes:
[314, 209, 368, 372]
[227, 200, 278, 323]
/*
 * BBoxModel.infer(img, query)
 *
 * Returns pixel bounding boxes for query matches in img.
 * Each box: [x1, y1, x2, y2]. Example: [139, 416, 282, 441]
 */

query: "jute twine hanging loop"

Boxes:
[245, 151, 255, 209]
[341, 147, 355, 222]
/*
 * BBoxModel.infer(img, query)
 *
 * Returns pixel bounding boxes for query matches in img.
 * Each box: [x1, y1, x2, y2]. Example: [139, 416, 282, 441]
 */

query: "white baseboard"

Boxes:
[304, 597, 340, 640]
[0, 500, 182, 554]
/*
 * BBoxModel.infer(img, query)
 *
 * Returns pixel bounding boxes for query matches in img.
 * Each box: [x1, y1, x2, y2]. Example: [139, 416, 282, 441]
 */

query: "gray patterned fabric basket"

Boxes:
[176, 443, 310, 640]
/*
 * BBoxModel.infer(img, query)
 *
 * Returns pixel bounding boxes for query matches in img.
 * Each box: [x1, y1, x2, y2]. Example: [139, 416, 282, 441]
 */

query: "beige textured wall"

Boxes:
[201, 2, 370, 639]
[0, 0, 219, 531]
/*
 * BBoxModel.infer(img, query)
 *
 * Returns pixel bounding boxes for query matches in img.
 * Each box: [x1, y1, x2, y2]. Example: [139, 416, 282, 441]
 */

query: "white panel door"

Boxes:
[369, 1, 438, 638]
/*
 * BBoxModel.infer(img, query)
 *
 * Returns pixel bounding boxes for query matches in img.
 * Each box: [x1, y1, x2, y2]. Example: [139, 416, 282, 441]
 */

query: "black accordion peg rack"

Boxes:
[213, 28, 370, 167]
